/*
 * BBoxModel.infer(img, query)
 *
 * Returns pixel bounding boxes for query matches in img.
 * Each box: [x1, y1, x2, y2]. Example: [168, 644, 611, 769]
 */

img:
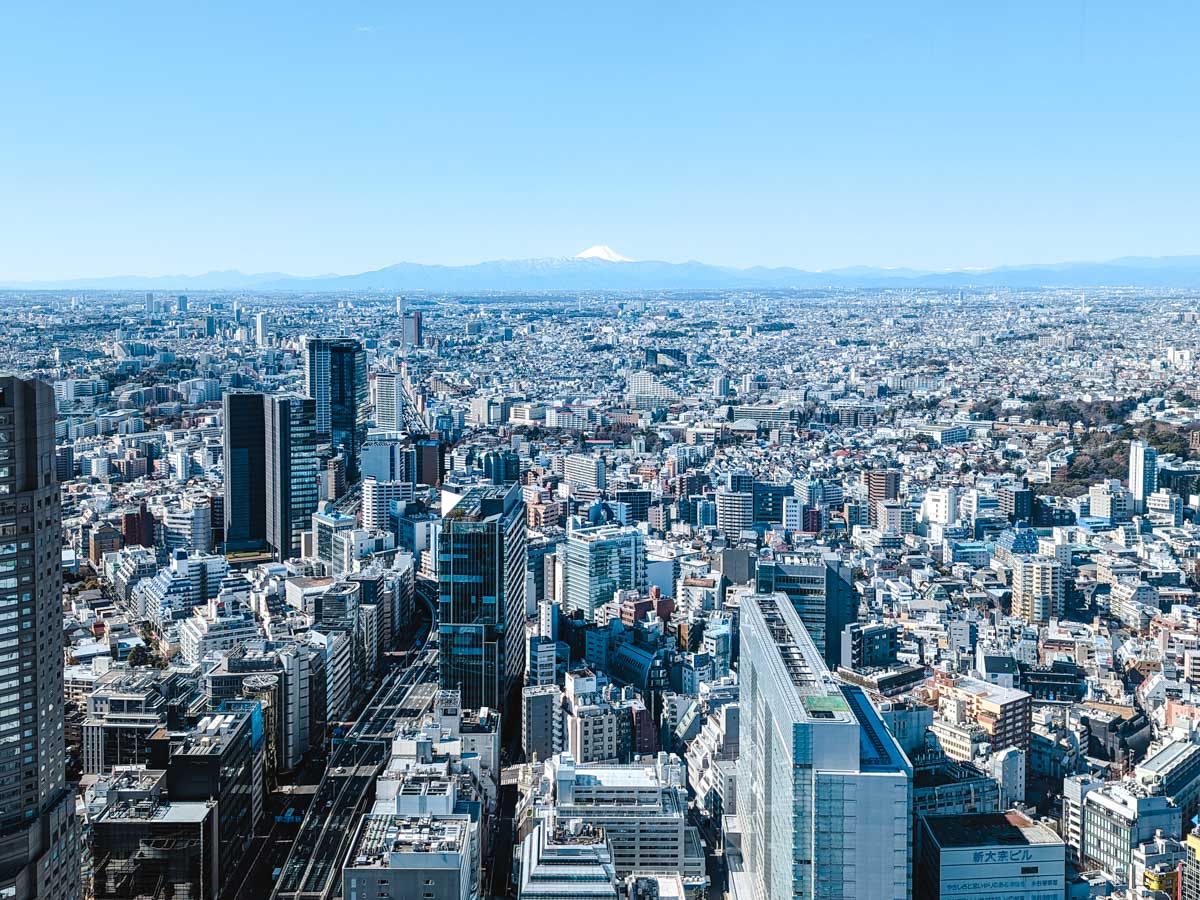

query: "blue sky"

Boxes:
[2, 1, 1198, 279]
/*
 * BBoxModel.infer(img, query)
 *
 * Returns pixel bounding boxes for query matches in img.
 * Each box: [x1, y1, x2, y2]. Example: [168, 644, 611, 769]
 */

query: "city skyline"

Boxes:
[23, 281, 1200, 899]
[11, 2, 1200, 898]
[3, 2, 1199, 280]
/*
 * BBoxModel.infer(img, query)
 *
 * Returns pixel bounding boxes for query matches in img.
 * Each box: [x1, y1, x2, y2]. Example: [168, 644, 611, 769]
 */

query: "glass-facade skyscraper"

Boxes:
[438, 483, 526, 711]
[756, 552, 856, 669]
[223, 391, 318, 561]
[0, 377, 80, 900]
[734, 591, 911, 900]
[304, 337, 368, 484]
[222, 391, 268, 552]
[264, 394, 319, 561]
[1128, 438, 1158, 515]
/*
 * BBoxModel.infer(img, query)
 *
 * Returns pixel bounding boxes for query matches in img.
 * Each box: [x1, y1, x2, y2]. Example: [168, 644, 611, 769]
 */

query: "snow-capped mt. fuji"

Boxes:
[574, 245, 633, 262]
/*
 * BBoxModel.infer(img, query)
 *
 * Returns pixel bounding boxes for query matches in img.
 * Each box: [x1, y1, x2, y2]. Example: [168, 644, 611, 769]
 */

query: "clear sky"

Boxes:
[3, 1, 1199, 279]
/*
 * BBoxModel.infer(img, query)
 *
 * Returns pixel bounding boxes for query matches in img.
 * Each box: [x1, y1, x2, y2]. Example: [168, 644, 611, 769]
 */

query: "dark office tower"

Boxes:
[438, 484, 527, 712]
[265, 395, 319, 562]
[998, 484, 1034, 524]
[208, 491, 225, 547]
[752, 480, 793, 524]
[402, 311, 422, 349]
[865, 468, 901, 527]
[54, 444, 74, 482]
[176, 294, 188, 313]
[0, 378, 81, 900]
[728, 469, 754, 493]
[482, 449, 521, 486]
[303, 337, 368, 483]
[756, 552, 857, 669]
[121, 501, 155, 549]
[223, 392, 268, 552]
[415, 439, 444, 487]
[615, 489, 652, 523]
[150, 710, 256, 899]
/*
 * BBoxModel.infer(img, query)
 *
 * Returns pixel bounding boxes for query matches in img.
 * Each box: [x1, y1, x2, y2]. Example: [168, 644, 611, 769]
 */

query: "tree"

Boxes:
[126, 646, 150, 667]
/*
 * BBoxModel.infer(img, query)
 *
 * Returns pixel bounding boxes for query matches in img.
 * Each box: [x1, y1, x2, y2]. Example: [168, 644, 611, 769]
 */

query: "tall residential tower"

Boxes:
[0, 378, 81, 900]
[1128, 439, 1158, 515]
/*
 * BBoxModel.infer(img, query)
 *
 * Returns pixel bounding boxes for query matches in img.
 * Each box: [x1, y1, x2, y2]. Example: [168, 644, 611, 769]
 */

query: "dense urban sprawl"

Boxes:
[8, 286, 1200, 899]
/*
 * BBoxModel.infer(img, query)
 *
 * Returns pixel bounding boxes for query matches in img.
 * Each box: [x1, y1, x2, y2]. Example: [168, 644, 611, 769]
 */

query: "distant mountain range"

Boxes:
[7, 250, 1200, 292]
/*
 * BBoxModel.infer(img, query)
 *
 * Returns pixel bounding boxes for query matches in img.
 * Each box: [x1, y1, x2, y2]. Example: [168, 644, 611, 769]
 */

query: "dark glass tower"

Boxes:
[222, 392, 268, 551]
[264, 394, 319, 561]
[756, 552, 857, 668]
[304, 337, 367, 484]
[437, 483, 526, 711]
[0, 377, 80, 899]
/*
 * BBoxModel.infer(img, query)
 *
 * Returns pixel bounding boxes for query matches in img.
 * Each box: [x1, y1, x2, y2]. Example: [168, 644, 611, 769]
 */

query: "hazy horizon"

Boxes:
[7, 246, 1200, 287]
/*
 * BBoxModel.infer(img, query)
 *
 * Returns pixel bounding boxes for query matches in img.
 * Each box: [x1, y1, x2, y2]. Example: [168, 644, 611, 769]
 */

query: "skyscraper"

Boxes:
[1129, 439, 1158, 515]
[223, 392, 268, 552]
[362, 476, 414, 532]
[734, 591, 912, 900]
[265, 394, 319, 561]
[371, 371, 401, 431]
[304, 337, 368, 483]
[756, 552, 856, 668]
[0, 377, 81, 900]
[438, 483, 526, 711]
[401, 310, 422, 349]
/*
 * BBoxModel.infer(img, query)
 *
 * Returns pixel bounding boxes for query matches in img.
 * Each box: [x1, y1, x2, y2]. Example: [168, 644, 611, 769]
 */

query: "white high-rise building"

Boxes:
[781, 495, 806, 532]
[516, 817, 618, 900]
[564, 453, 606, 491]
[372, 371, 401, 431]
[731, 591, 913, 900]
[255, 312, 267, 348]
[362, 476, 414, 532]
[626, 371, 681, 409]
[1147, 488, 1183, 526]
[541, 752, 695, 877]
[715, 488, 753, 541]
[923, 486, 959, 525]
[1089, 479, 1134, 522]
[1128, 439, 1158, 515]
[178, 592, 261, 665]
[162, 496, 213, 554]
